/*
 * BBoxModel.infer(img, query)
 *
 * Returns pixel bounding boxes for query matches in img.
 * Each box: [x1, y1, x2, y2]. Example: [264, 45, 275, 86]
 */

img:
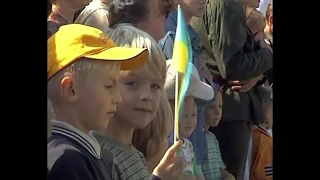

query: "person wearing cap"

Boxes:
[47, 24, 149, 180]
[165, 60, 214, 180]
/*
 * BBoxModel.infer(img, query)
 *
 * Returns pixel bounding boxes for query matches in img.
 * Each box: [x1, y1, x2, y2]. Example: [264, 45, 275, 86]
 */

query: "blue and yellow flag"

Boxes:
[171, 4, 193, 140]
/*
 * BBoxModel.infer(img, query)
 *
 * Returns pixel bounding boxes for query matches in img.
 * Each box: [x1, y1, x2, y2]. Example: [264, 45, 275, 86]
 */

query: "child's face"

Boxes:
[72, 63, 122, 131]
[205, 91, 223, 127]
[179, 96, 197, 138]
[180, 0, 207, 18]
[265, 106, 273, 130]
[115, 66, 162, 129]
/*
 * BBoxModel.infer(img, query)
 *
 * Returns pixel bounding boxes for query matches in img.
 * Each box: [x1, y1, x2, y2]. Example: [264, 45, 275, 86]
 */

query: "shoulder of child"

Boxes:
[48, 150, 111, 180]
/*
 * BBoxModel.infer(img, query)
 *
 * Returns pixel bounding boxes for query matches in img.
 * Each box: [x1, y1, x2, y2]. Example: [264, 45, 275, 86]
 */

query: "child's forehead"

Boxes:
[120, 67, 162, 81]
[184, 96, 197, 107]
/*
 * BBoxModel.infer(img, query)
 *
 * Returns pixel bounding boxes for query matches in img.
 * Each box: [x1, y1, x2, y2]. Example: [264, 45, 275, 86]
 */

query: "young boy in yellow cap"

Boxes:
[47, 24, 149, 180]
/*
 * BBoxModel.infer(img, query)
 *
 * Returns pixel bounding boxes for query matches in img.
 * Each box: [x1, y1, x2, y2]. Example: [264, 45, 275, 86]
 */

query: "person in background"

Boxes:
[108, 0, 167, 41]
[73, 0, 111, 30]
[165, 60, 214, 180]
[264, 0, 273, 85]
[132, 93, 173, 173]
[246, 8, 266, 38]
[48, 0, 52, 18]
[48, 0, 90, 38]
[47, 0, 57, 39]
[203, 85, 235, 180]
[200, 0, 273, 179]
[92, 24, 183, 180]
[47, 24, 148, 180]
[264, 0, 273, 47]
[158, 0, 211, 174]
[250, 86, 273, 180]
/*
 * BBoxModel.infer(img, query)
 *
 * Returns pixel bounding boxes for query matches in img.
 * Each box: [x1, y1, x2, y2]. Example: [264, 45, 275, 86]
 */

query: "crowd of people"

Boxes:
[47, 0, 273, 179]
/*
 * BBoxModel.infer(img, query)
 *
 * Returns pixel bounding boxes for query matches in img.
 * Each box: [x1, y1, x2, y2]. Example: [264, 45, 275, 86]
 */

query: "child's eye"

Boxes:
[125, 82, 137, 86]
[105, 85, 113, 89]
[191, 114, 197, 117]
[151, 84, 161, 89]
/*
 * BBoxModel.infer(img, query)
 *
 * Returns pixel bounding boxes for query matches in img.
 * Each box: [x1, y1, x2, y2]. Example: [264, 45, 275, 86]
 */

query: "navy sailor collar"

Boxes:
[51, 120, 101, 159]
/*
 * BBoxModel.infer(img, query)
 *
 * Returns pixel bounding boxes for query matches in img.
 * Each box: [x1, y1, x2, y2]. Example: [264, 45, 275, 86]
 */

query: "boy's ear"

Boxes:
[60, 76, 78, 102]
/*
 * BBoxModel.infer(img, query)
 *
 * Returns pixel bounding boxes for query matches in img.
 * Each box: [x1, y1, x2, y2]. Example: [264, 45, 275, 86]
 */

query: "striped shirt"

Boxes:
[201, 131, 226, 180]
[93, 132, 149, 180]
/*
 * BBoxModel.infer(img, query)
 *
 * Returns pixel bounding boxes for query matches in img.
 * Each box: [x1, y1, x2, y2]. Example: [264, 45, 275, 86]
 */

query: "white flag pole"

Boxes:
[174, 71, 179, 143]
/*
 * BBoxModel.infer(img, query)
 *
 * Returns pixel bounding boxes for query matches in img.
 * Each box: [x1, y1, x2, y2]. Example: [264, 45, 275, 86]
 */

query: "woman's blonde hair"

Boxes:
[133, 93, 173, 158]
[107, 24, 167, 87]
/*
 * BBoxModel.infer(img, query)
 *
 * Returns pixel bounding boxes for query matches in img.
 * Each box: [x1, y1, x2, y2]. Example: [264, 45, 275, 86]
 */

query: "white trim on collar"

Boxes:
[51, 120, 101, 159]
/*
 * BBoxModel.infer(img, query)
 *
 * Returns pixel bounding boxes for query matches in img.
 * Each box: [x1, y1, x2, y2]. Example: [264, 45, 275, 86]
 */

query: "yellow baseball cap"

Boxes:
[48, 24, 149, 79]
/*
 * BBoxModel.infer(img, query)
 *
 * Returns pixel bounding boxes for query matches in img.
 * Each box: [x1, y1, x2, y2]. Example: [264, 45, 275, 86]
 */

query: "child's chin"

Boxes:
[183, 131, 194, 138]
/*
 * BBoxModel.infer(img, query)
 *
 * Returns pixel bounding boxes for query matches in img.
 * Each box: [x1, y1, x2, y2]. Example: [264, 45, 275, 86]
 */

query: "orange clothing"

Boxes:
[250, 126, 273, 180]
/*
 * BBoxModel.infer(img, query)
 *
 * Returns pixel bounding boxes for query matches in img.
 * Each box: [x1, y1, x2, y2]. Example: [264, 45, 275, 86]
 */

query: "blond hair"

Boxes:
[133, 93, 173, 158]
[48, 58, 121, 104]
[107, 24, 167, 87]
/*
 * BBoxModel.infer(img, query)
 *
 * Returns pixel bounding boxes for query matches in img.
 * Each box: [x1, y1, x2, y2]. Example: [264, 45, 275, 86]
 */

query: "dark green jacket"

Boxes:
[190, 0, 273, 123]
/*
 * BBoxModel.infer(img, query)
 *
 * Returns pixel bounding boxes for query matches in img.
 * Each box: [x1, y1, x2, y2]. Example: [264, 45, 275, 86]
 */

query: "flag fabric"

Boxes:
[171, 4, 193, 140]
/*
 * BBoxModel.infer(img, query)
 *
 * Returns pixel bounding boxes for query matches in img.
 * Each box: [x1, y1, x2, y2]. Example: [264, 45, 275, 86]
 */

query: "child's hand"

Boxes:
[152, 140, 184, 180]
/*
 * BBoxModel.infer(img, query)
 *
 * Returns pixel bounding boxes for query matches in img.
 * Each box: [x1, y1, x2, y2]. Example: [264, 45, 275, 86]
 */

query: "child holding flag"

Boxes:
[158, 0, 213, 171]
[165, 59, 214, 180]
[92, 24, 184, 180]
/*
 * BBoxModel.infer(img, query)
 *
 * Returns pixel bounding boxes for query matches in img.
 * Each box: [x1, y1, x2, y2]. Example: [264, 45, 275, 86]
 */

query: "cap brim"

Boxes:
[84, 47, 148, 70]
[192, 81, 214, 101]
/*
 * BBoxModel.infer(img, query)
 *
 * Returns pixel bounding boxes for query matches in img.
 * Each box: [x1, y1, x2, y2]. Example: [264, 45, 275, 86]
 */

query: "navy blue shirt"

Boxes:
[159, 11, 209, 164]
[48, 120, 113, 180]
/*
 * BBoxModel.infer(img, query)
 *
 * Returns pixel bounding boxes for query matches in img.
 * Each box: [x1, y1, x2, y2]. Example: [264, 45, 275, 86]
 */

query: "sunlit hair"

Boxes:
[132, 93, 173, 158]
[48, 58, 121, 104]
[259, 86, 272, 109]
[107, 24, 167, 87]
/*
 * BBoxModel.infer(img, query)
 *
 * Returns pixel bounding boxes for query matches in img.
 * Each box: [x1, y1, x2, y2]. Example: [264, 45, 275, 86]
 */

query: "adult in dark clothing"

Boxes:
[190, 0, 273, 179]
